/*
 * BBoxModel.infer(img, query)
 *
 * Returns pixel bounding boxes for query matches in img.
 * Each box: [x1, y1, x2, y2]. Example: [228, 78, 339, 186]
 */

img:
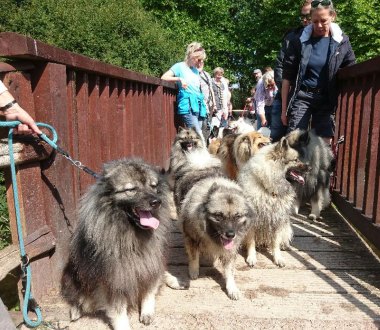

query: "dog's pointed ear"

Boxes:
[276, 137, 289, 151]
[103, 160, 120, 178]
[178, 126, 185, 132]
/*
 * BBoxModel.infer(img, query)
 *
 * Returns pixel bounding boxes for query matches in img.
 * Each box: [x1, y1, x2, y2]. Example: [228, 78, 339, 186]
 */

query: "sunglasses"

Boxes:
[299, 14, 311, 21]
[311, 0, 331, 8]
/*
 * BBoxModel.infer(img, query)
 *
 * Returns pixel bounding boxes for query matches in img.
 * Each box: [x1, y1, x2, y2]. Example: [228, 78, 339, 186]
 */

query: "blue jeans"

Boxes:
[270, 99, 287, 142]
[180, 112, 204, 139]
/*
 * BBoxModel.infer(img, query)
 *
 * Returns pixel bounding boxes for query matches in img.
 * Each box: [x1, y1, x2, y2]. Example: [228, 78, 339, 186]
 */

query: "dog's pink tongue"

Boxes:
[290, 170, 305, 185]
[223, 238, 234, 250]
[138, 211, 160, 229]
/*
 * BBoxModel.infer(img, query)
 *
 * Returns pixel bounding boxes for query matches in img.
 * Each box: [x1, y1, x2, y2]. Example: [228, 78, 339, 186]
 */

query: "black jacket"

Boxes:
[282, 23, 356, 113]
[274, 26, 304, 97]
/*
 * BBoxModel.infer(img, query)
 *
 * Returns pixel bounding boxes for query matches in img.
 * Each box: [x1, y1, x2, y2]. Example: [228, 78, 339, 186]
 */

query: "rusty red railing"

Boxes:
[333, 56, 380, 250]
[0, 32, 177, 300]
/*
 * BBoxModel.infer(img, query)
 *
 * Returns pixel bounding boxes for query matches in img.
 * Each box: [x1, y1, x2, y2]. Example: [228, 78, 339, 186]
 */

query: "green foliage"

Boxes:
[0, 0, 182, 76]
[0, 171, 11, 250]
[337, 0, 380, 62]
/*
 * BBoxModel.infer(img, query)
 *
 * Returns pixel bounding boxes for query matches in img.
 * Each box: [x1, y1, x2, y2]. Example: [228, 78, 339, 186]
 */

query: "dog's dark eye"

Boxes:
[117, 187, 136, 193]
[210, 212, 223, 222]
[151, 183, 158, 189]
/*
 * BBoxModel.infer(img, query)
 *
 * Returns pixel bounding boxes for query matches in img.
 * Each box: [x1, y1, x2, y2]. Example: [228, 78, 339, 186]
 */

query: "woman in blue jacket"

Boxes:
[281, 0, 356, 144]
[161, 42, 207, 139]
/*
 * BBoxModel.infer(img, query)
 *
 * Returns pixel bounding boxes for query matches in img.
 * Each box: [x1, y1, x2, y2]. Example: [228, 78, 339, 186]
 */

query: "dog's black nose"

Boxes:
[150, 199, 161, 209]
[225, 230, 235, 239]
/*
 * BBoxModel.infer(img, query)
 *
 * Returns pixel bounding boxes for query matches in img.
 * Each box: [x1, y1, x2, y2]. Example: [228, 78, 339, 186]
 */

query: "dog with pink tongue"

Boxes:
[169, 128, 254, 300]
[61, 158, 176, 330]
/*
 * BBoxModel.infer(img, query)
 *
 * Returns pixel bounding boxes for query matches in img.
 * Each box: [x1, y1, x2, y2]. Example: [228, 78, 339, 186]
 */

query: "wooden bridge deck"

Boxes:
[14, 205, 380, 330]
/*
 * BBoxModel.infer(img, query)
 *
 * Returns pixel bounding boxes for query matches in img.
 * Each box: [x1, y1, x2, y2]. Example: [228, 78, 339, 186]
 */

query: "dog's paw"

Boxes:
[189, 267, 199, 280]
[165, 271, 189, 290]
[308, 213, 318, 221]
[227, 288, 241, 300]
[140, 313, 154, 326]
[274, 256, 286, 268]
[246, 254, 257, 267]
[70, 306, 81, 321]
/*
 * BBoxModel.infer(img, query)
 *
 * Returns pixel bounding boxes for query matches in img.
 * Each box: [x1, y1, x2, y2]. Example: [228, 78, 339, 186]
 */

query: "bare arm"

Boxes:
[161, 70, 187, 89]
[0, 89, 42, 134]
[281, 79, 291, 126]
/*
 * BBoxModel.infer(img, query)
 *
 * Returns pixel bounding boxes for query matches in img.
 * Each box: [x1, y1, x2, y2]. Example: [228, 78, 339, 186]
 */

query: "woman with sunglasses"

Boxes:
[161, 42, 207, 139]
[281, 0, 356, 144]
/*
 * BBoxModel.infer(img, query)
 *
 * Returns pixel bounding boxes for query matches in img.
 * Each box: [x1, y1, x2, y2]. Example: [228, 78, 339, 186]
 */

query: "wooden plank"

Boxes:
[31, 62, 76, 298]
[99, 77, 111, 163]
[351, 77, 362, 206]
[356, 75, 373, 211]
[341, 81, 351, 198]
[124, 81, 134, 157]
[168, 247, 380, 270]
[87, 74, 102, 183]
[166, 266, 380, 294]
[66, 70, 80, 225]
[335, 82, 348, 194]
[342, 81, 355, 199]
[169, 232, 364, 252]
[363, 73, 379, 219]
[0, 228, 55, 281]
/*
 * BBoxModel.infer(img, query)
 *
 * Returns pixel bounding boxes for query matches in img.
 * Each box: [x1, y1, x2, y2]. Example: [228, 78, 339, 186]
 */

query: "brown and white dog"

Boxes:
[214, 131, 271, 180]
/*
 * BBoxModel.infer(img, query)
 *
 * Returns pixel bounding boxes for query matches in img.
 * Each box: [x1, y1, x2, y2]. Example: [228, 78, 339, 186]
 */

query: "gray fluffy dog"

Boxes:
[286, 129, 335, 220]
[238, 138, 308, 267]
[61, 158, 173, 330]
[170, 128, 253, 300]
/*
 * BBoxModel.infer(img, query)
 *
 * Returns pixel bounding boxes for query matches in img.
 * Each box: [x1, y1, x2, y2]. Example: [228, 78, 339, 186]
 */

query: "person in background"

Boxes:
[223, 78, 233, 119]
[161, 42, 207, 139]
[255, 71, 278, 130]
[271, 0, 312, 141]
[253, 68, 262, 83]
[264, 66, 273, 73]
[197, 58, 216, 142]
[0, 80, 42, 135]
[250, 87, 257, 120]
[281, 0, 356, 145]
[211, 67, 229, 128]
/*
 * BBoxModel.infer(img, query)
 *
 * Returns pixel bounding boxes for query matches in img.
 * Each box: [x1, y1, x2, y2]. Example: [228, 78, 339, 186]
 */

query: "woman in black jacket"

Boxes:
[281, 0, 356, 144]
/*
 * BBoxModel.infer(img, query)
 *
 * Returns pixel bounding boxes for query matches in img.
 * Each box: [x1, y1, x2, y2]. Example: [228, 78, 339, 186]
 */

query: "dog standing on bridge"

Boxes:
[170, 128, 254, 300]
[238, 137, 308, 267]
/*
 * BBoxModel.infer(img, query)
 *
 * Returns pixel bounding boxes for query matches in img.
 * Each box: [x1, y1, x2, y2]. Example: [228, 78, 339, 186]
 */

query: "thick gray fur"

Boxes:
[61, 158, 172, 330]
[238, 137, 309, 267]
[286, 129, 335, 220]
[170, 128, 254, 300]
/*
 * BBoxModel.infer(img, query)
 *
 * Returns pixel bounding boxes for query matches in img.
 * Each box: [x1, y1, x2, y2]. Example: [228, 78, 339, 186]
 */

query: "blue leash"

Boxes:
[0, 120, 98, 327]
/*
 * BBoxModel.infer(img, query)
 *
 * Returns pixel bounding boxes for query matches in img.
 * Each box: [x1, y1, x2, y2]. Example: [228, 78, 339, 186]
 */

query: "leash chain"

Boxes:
[55, 145, 101, 179]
